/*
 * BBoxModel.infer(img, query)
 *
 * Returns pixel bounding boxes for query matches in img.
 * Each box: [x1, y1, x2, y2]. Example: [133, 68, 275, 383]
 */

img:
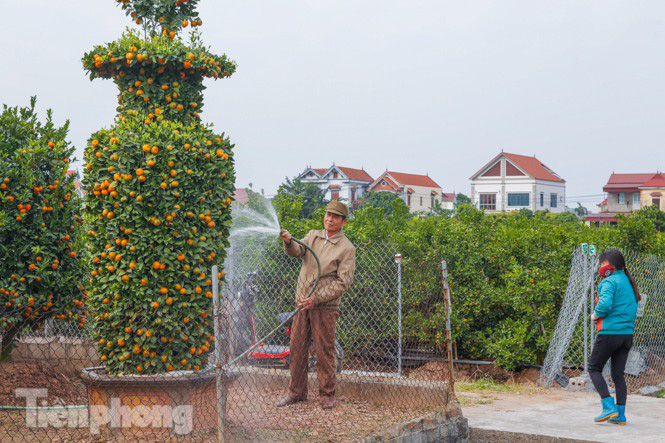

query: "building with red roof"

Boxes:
[441, 192, 456, 206]
[469, 152, 566, 213]
[66, 169, 83, 198]
[299, 164, 374, 204]
[596, 198, 608, 213]
[586, 172, 665, 225]
[368, 171, 447, 212]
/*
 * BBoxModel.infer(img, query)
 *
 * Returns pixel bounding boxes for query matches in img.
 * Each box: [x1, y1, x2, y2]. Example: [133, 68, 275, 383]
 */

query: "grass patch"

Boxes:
[456, 376, 546, 395]
[457, 377, 513, 393]
[457, 394, 495, 407]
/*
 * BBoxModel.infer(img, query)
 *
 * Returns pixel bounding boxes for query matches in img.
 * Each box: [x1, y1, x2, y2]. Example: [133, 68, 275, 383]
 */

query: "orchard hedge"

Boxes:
[275, 194, 665, 370]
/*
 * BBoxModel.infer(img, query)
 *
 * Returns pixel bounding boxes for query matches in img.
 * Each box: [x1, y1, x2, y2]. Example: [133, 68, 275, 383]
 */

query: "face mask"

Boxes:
[598, 264, 616, 278]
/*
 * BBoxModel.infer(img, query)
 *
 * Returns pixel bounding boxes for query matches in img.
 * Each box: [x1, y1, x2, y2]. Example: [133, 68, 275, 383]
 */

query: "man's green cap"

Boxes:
[326, 201, 349, 217]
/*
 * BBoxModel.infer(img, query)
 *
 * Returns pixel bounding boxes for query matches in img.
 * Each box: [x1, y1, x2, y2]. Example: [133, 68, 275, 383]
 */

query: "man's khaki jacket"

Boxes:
[284, 229, 356, 309]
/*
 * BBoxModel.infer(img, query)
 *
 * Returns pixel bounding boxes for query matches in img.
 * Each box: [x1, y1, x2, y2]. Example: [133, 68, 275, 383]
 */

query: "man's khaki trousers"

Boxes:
[287, 308, 340, 400]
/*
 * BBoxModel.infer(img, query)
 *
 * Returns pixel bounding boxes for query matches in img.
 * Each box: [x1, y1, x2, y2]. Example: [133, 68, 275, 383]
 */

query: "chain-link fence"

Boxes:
[0, 235, 462, 442]
[541, 245, 665, 392]
[208, 237, 459, 441]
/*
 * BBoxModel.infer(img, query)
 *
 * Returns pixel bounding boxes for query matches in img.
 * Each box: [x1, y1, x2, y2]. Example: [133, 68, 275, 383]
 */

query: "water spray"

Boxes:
[224, 229, 321, 367]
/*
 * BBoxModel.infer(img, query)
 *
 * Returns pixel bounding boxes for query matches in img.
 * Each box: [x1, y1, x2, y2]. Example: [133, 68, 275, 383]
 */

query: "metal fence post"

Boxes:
[226, 246, 234, 287]
[44, 318, 53, 338]
[583, 252, 589, 374]
[586, 249, 598, 376]
[395, 253, 403, 377]
[441, 260, 455, 397]
[588, 250, 598, 368]
[212, 265, 225, 443]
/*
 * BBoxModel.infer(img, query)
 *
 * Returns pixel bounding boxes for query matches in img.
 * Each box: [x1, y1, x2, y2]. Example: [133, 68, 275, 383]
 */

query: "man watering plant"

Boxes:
[276, 201, 356, 410]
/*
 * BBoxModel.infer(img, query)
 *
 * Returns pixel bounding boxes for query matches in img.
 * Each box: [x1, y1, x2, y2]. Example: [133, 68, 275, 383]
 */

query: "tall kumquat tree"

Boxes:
[0, 97, 86, 361]
[82, 0, 236, 375]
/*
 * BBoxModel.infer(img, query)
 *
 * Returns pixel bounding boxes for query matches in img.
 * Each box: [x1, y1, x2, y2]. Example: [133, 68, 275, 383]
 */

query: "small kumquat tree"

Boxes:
[0, 97, 86, 361]
[82, 0, 236, 375]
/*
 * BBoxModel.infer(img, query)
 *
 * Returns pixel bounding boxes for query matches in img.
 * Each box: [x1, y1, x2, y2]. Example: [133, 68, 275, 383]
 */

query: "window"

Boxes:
[507, 193, 529, 207]
[633, 193, 640, 205]
[540, 193, 544, 207]
[419, 197, 423, 206]
[351, 189, 356, 202]
[618, 193, 625, 204]
[407, 194, 411, 206]
[654, 198, 661, 208]
[331, 190, 339, 200]
[479, 194, 496, 211]
[431, 196, 435, 209]
[550, 193, 558, 208]
[333, 171, 339, 179]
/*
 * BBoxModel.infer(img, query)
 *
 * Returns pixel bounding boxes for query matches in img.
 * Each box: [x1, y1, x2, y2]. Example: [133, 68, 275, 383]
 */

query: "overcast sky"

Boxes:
[1, 1, 663, 209]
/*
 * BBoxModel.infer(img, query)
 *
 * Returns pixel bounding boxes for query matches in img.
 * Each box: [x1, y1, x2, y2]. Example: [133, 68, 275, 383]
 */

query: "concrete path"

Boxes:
[463, 390, 663, 443]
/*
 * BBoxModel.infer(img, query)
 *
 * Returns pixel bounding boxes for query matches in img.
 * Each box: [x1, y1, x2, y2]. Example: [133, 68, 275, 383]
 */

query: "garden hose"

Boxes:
[0, 405, 87, 411]
[225, 232, 321, 367]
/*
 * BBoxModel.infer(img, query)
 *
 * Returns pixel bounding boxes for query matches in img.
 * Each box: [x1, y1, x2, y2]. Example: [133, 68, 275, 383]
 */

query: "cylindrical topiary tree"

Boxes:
[0, 97, 86, 361]
[82, 0, 236, 375]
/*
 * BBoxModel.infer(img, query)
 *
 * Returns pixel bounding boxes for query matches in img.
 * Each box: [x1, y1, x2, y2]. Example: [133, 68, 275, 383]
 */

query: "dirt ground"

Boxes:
[0, 358, 527, 442]
[224, 384, 433, 442]
[3, 357, 558, 442]
[0, 364, 437, 442]
[1, 358, 538, 407]
[0, 390, 432, 442]
[0, 361, 87, 406]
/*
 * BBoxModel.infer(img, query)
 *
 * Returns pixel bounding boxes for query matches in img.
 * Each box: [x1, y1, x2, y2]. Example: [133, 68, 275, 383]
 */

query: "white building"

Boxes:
[470, 152, 566, 213]
[298, 164, 374, 204]
[440, 192, 455, 210]
[368, 171, 449, 213]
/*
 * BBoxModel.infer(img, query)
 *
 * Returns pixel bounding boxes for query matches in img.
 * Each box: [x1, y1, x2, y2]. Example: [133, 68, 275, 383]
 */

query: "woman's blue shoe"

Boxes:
[594, 396, 619, 422]
[609, 405, 626, 426]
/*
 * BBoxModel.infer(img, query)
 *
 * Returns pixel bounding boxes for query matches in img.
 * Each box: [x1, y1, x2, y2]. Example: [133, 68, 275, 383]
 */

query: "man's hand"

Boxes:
[298, 297, 315, 311]
[279, 229, 292, 246]
[591, 312, 600, 322]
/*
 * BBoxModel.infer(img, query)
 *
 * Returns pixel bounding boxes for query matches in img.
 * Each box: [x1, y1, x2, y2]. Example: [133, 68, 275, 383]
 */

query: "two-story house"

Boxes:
[298, 164, 374, 204]
[600, 173, 654, 213]
[470, 152, 566, 213]
[368, 171, 445, 212]
[587, 172, 665, 225]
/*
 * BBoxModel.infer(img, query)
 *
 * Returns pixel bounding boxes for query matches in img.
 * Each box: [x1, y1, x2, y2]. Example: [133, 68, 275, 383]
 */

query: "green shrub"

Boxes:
[0, 98, 85, 361]
[81, 1, 235, 375]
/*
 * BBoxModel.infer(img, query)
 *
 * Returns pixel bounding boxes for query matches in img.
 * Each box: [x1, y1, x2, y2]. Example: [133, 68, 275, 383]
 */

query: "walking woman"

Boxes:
[589, 249, 640, 426]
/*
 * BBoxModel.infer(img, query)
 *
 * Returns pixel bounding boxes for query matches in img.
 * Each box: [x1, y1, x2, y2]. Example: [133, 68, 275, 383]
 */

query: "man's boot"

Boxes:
[275, 396, 305, 407]
[321, 397, 337, 410]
